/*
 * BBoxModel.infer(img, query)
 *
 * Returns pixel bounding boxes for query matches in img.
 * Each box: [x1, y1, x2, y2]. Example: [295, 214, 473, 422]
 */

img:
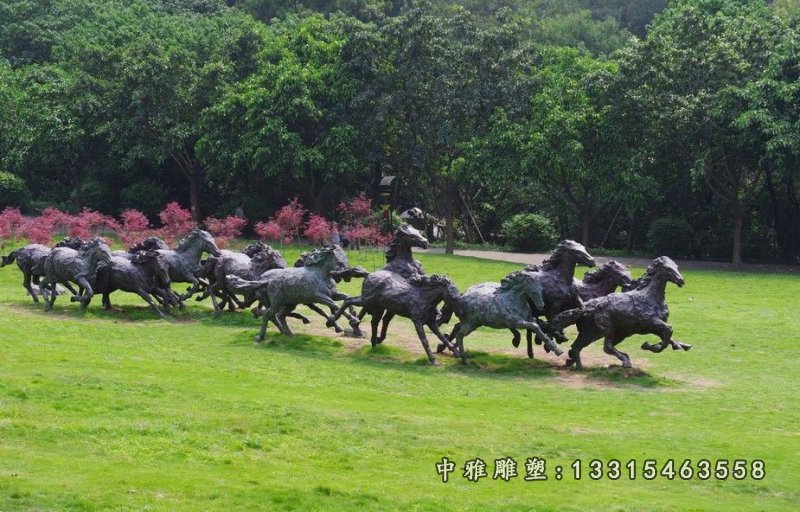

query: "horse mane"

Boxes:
[128, 237, 168, 253]
[537, 243, 568, 271]
[176, 231, 198, 251]
[385, 238, 398, 263]
[500, 270, 531, 291]
[242, 242, 267, 257]
[582, 263, 621, 284]
[633, 262, 659, 290]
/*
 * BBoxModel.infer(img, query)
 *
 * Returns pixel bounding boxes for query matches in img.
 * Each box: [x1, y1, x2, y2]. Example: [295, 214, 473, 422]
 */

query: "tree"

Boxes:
[619, 0, 784, 267]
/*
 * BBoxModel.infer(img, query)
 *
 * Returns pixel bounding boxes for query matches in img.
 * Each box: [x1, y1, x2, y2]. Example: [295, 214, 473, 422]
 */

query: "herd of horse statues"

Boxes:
[1, 224, 691, 369]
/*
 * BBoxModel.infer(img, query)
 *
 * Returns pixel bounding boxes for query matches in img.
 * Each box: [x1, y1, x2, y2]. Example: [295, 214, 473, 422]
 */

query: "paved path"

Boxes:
[423, 248, 800, 274]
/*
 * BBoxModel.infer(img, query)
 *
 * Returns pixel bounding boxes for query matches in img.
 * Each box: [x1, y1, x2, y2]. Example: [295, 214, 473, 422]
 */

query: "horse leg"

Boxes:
[22, 272, 39, 303]
[137, 290, 166, 318]
[508, 328, 520, 348]
[603, 334, 631, 368]
[455, 323, 476, 365]
[519, 321, 562, 356]
[274, 306, 294, 336]
[412, 320, 438, 365]
[641, 320, 692, 353]
[426, 320, 459, 356]
[286, 310, 314, 325]
[102, 293, 112, 309]
[255, 305, 274, 343]
[377, 312, 395, 344]
[526, 329, 535, 358]
[369, 309, 383, 347]
[565, 332, 596, 370]
[326, 297, 355, 327]
[436, 322, 461, 353]
[74, 277, 93, 310]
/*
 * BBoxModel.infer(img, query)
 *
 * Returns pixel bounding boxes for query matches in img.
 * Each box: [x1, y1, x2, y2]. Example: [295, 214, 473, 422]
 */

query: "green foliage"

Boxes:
[0, 171, 30, 209]
[120, 180, 170, 218]
[646, 216, 694, 259]
[501, 212, 557, 251]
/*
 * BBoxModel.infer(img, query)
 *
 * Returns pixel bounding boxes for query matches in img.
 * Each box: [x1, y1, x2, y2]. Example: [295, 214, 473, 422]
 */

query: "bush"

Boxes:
[646, 216, 694, 259]
[0, 172, 30, 209]
[501, 213, 557, 251]
[121, 181, 169, 218]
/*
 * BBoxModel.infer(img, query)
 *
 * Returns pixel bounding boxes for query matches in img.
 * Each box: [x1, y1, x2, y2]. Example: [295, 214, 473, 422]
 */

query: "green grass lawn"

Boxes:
[0, 247, 798, 511]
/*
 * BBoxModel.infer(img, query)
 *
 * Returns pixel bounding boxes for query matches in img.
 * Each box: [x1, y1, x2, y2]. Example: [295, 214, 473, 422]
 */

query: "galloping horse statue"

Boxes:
[226, 247, 360, 341]
[552, 256, 692, 369]
[439, 270, 561, 364]
[1, 237, 86, 302]
[330, 272, 461, 365]
[345, 224, 430, 337]
[574, 260, 633, 301]
[512, 240, 595, 358]
[41, 238, 114, 311]
[91, 249, 175, 317]
[156, 229, 221, 300]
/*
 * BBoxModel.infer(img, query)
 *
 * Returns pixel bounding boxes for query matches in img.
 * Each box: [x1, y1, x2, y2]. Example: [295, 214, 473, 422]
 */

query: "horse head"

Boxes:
[180, 229, 222, 257]
[503, 270, 545, 311]
[410, 273, 461, 310]
[81, 238, 113, 268]
[252, 245, 287, 271]
[242, 242, 268, 257]
[555, 240, 595, 268]
[386, 224, 428, 262]
[585, 260, 633, 289]
[652, 256, 685, 287]
[302, 246, 339, 272]
[128, 237, 169, 253]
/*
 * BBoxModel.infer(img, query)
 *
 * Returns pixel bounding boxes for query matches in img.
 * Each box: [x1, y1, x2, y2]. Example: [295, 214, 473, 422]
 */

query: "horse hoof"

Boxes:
[682, 344, 692, 351]
[512, 339, 520, 348]
[565, 358, 575, 367]
[551, 347, 564, 357]
[622, 362, 632, 369]
[325, 320, 335, 328]
[436, 343, 446, 353]
[302, 317, 311, 325]
[430, 360, 440, 366]
[640, 342, 651, 351]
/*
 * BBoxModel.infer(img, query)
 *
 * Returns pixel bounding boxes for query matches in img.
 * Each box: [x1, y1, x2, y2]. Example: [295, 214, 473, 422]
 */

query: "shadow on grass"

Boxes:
[7, 300, 673, 388]
[582, 366, 679, 388]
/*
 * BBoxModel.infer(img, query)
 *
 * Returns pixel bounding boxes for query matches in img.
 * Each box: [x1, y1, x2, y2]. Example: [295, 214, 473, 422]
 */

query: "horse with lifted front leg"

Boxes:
[330, 272, 461, 365]
[552, 256, 692, 370]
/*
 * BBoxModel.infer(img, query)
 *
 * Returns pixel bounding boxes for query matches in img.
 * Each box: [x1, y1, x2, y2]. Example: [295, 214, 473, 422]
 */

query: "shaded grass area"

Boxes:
[0, 247, 798, 511]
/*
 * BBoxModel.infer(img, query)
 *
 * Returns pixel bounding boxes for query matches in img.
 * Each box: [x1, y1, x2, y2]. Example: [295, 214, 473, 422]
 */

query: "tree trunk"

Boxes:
[188, 173, 201, 224]
[732, 206, 744, 269]
[581, 213, 591, 247]
[444, 207, 455, 255]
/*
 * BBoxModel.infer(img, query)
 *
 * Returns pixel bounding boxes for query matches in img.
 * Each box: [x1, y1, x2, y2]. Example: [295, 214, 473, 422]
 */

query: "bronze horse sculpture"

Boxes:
[330, 272, 461, 365]
[344, 224, 430, 338]
[41, 238, 114, 311]
[438, 270, 561, 364]
[91, 249, 175, 317]
[574, 260, 633, 301]
[1, 237, 86, 302]
[226, 247, 361, 341]
[552, 256, 692, 369]
[511, 240, 596, 358]
[156, 229, 221, 300]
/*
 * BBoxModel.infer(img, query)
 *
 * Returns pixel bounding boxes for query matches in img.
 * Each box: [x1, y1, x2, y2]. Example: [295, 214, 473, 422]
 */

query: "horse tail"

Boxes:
[225, 275, 265, 294]
[1, 250, 19, 267]
[551, 304, 595, 330]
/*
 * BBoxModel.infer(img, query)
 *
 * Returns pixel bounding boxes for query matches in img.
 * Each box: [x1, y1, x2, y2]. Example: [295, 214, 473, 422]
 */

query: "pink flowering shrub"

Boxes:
[67, 208, 120, 239]
[274, 197, 306, 243]
[303, 214, 332, 245]
[338, 194, 373, 221]
[204, 215, 247, 248]
[255, 220, 282, 243]
[39, 207, 72, 235]
[118, 209, 156, 246]
[158, 202, 195, 245]
[0, 207, 27, 248]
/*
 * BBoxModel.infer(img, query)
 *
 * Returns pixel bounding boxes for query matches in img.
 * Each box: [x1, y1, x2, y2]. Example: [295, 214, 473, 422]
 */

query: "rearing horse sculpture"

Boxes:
[552, 256, 692, 369]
